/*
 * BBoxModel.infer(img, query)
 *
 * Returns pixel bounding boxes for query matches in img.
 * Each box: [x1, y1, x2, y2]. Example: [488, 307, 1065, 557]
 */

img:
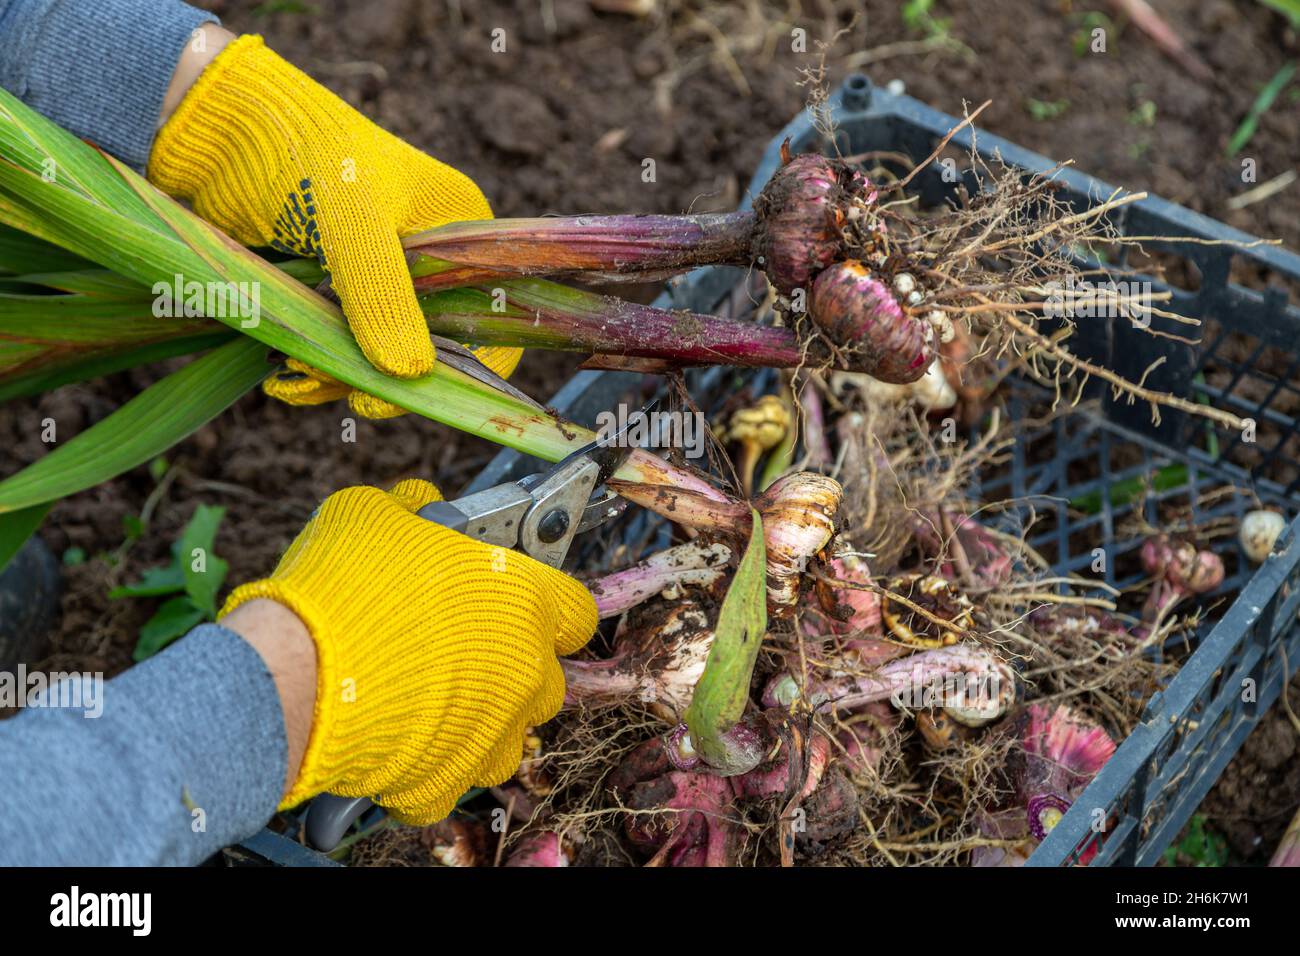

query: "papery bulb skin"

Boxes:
[730, 716, 861, 855]
[700, 714, 773, 777]
[732, 729, 832, 800]
[751, 151, 876, 295]
[561, 600, 714, 722]
[755, 472, 842, 615]
[1139, 534, 1176, 578]
[809, 261, 934, 384]
[1141, 534, 1221, 594]
[945, 659, 1018, 728]
[912, 358, 959, 409]
[1187, 549, 1225, 593]
[588, 540, 731, 620]
[419, 818, 489, 867]
[503, 831, 571, 868]
[620, 768, 738, 867]
[1240, 509, 1286, 564]
[634, 610, 715, 722]
[815, 551, 882, 634]
[1140, 534, 1225, 622]
[766, 643, 1009, 715]
[762, 673, 802, 709]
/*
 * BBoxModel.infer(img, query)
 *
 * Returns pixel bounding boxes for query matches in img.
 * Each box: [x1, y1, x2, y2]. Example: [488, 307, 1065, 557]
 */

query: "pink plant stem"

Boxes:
[418, 279, 824, 369]
[606, 477, 749, 531]
[767, 645, 1008, 713]
[619, 449, 737, 505]
[559, 657, 642, 708]
[403, 212, 758, 292]
[1110, 0, 1213, 82]
[1141, 580, 1183, 624]
[588, 541, 732, 619]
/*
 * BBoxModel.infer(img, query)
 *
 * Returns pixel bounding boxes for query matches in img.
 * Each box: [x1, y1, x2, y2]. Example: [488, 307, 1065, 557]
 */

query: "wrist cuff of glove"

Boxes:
[220, 578, 343, 808]
[146, 34, 309, 209]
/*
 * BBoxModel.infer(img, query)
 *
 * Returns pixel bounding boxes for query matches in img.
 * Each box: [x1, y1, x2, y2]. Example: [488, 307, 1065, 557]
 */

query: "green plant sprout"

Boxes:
[1162, 814, 1229, 867]
[110, 503, 228, 661]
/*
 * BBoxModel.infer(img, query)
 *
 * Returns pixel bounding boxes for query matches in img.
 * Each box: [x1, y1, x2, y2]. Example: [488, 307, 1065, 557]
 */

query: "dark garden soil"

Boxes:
[1197, 672, 1300, 864]
[2, 0, 1297, 862]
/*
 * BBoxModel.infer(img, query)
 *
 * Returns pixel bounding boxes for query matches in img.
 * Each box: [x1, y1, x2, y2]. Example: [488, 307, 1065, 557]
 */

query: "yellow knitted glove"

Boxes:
[219, 479, 597, 822]
[262, 345, 522, 420]
[147, 34, 522, 417]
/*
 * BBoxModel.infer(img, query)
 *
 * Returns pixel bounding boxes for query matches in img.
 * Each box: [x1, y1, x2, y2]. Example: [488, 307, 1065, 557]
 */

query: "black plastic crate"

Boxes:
[238, 76, 1300, 867]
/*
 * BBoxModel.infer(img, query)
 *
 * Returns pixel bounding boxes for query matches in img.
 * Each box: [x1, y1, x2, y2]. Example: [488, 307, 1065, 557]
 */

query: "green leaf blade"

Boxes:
[0, 337, 269, 513]
[0, 501, 52, 574]
[179, 504, 227, 618]
[685, 508, 768, 773]
[109, 564, 186, 600]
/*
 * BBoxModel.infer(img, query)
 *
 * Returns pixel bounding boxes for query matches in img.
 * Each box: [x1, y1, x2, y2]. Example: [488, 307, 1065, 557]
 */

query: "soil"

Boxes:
[1199, 672, 1300, 864]
[2, 0, 1297, 860]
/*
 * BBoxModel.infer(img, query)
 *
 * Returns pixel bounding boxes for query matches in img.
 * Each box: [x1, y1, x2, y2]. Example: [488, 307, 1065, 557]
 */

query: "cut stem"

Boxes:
[766, 644, 1010, 714]
[588, 541, 732, 619]
[417, 278, 829, 370]
[403, 212, 757, 291]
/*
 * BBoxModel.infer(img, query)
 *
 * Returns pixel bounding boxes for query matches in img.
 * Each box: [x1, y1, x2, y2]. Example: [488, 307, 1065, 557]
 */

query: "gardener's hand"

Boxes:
[149, 32, 521, 418]
[219, 479, 597, 823]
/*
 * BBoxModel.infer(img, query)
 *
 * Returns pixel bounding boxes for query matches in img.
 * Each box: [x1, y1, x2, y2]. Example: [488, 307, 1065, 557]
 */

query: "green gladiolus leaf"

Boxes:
[0, 337, 268, 513]
[0, 501, 51, 574]
[685, 508, 768, 771]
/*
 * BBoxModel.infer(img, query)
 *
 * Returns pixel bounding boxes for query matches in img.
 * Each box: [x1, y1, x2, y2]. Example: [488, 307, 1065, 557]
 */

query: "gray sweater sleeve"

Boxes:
[0, 623, 288, 866]
[0, 0, 219, 170]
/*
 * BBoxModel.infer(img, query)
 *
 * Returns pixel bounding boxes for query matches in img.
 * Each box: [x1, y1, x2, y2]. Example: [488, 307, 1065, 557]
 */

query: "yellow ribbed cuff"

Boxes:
[147, 35, 289, 207]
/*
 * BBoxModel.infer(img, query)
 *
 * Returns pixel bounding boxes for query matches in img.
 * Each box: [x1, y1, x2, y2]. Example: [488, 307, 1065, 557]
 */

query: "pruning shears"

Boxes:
[303, 400, 656, 852]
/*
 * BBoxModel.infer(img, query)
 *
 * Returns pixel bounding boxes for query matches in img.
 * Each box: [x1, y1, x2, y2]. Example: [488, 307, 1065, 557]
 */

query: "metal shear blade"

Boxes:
[415, 397, 658, 567]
